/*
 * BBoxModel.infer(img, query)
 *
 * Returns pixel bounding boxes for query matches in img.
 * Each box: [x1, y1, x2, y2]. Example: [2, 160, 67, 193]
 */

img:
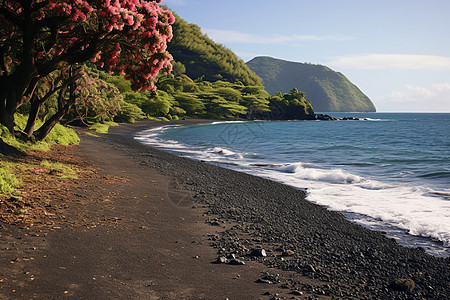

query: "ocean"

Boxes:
[135, 113, 450, 257]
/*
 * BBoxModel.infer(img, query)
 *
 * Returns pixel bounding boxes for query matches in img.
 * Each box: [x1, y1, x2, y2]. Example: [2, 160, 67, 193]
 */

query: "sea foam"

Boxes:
[135, 116, 450, 257]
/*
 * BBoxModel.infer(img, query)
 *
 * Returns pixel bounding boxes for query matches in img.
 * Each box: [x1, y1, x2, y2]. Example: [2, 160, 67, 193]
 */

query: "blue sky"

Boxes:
[164, 0, 450, 112]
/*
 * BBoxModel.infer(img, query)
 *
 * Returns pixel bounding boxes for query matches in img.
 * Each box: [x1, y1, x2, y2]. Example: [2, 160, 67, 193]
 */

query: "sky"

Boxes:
[163, 0, 450, 112]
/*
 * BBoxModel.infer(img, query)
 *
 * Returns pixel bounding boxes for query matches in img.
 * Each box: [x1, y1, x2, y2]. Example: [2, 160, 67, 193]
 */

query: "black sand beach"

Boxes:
[1, 119, 449, 299]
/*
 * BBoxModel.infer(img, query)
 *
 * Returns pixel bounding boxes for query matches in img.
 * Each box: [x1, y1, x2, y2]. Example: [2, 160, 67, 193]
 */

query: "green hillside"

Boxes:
[246, 56, 376, 112]
[167, 11, 262, 86]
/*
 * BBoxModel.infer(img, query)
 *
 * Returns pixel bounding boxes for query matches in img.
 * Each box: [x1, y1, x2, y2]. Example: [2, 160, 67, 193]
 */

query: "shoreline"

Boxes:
[1, 118, 449, 299]
[132, 118, 450, 258]
[107, 119, 449, 298]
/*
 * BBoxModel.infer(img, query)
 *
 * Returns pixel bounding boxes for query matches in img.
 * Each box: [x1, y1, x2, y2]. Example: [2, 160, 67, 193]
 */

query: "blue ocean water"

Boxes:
[135, 113, 450, 257]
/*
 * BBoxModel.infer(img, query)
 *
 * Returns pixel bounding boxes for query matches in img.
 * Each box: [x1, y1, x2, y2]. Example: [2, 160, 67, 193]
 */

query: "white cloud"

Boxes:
[328, 54, 450, 71]
[202, 28, 351, 44]
[374, 83, 450, 112]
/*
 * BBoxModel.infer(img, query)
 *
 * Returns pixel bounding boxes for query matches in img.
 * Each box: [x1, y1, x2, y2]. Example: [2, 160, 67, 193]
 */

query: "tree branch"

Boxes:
[31, 0, 50, 12]
[34, 15, 67, 32]
[0, 5, 23, 26]
[0, 46, 6, 73]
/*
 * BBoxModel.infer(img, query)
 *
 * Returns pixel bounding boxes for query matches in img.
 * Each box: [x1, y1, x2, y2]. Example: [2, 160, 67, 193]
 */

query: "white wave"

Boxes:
[136, 125, 182, 135]
[276, 162, 308, 173]
[250, 165, 450, 248]
[211, 120, 249, 125]
[307, 183, 450, 247]
[136, 129, 249, 163]
[134, 125, 450, 253]
[212, 147, 243, 159]
[364, 118, 392, 121]
[275, 162, 387, 187]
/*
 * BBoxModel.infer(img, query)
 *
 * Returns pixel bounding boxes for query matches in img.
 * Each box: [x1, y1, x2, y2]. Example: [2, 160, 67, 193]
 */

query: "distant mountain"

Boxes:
[246, 56, 376, 112]
[167, 11, 262, 87]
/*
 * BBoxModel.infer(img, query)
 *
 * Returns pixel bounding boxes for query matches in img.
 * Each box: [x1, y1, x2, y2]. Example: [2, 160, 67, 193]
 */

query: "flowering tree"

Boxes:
[0, 0, 174, 138]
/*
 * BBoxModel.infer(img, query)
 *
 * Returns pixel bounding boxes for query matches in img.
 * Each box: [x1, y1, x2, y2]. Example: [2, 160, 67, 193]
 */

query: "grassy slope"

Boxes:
[167, 11, 262, 86]
[0, 114, 80, 196]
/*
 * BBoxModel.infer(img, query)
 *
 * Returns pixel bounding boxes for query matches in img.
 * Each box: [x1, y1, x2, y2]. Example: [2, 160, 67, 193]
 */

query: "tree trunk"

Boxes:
[0, 103, 15, 133]
[0, 85, 22, 133]
[0, 137, 25, 156]
[34, 85, 72, 141]
[24, 98, 42, 137]
[0, 6, 39, 134]
[24, 80, 61, 138]
[0, 68, 38, 133]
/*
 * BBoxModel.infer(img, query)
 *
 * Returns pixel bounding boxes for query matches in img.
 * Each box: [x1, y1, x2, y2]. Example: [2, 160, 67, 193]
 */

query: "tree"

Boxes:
[24, 65, 84, 140]
[215, 87, 242, 103]
[265, 88, 314, 120]
[203, 96, 247, 118]
[0, 0, 174, 139]
[242, 95, 270, 117]
[65, 65, 124, 125]
[173, 92, 204, 115]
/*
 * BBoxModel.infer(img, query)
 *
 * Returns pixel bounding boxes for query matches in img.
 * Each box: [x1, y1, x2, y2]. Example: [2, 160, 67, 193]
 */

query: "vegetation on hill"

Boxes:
[247, 56, 376, 112]
[107, 71, 271, 120]
[167, 11, 262, 86]
[264, 88, 314, 120]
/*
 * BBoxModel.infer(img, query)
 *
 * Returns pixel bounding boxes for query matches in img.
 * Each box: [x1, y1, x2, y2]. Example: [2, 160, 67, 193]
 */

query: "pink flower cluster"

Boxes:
[0, 0, 174, 91]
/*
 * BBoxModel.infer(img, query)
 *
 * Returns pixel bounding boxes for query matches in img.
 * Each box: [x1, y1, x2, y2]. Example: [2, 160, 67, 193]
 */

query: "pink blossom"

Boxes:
[1, 0, 175, 91]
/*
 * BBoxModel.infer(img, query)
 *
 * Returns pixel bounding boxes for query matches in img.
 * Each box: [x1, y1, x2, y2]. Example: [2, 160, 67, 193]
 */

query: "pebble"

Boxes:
[388, 278, 415, 292]
[282, 250, 295, 256]
[290, 290, 303, 296]
[228, 259, 245, 265]
[250, 248, 267, 257]
[216, 256, 228, 264]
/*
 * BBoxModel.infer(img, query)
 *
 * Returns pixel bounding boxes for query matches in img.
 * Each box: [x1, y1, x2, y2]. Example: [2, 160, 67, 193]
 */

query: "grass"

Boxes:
[0, 159, 20, 196]
[84, 132, 100, 137]
[89, 121, 119, 133]
[147, 116, 169, 121]
[0, 114, 80, 152]
[0, 157, 79, 197]
[0, 114, 81, 196]
[40, 159, 78, 179]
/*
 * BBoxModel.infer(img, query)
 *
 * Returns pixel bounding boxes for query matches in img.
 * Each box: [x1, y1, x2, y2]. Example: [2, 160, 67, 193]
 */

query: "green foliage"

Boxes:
[0, 114, 79, 152]
[122, 91, 151, 111]
[145, 98, 172, 117]
[45, 122, 80, 146]
[101, 74, 132, 93]
[173, 92, 205, 115]
[242, 95, 270, 114]
[215, 87, 242, 102]
[172, 61, 186, 76]
[89, 121, 119, 134]
[204, 96, 247, 118]
[114, 101, 145, 123]
[167, 11, 263, 86]
[169, 106, 186, 117]
[247, 56, 376, 112]
[63, 66, 124, 124]
[0, 161, 20, 196]
[265, 88, 315, 120]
